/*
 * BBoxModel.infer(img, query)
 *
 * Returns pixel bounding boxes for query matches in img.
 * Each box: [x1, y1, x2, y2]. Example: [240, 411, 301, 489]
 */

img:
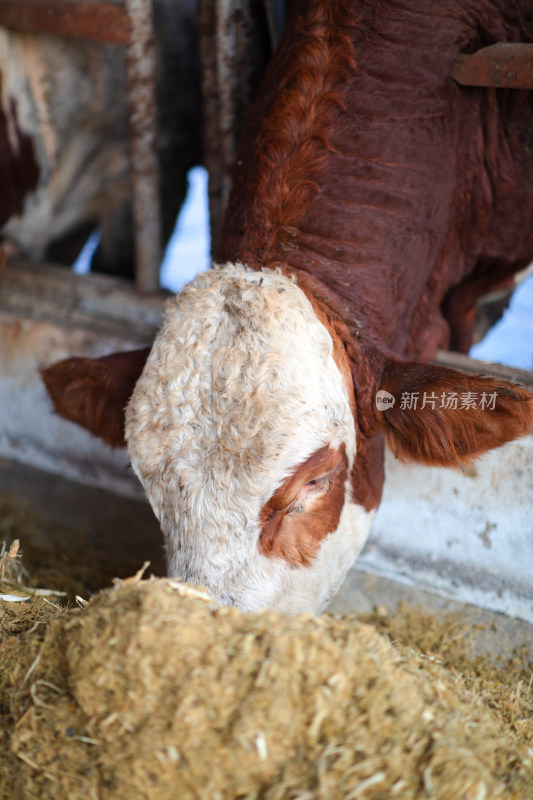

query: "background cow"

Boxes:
[0, 0, 200, 276]
[43, 0, 533, 612]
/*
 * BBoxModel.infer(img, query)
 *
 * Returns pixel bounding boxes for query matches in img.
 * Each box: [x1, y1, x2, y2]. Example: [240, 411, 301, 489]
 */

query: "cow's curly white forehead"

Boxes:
[125, 263, 358, 610]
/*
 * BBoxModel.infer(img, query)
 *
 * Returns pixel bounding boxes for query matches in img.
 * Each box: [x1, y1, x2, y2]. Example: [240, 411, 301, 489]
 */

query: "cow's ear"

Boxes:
[375, 359, 533, 467]
[41, 347, 150, 448]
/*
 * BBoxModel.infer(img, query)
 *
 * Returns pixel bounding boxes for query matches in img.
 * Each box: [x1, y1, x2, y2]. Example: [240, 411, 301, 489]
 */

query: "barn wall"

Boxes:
[0, 260, 162, 497]
[361, 438, 533, 624]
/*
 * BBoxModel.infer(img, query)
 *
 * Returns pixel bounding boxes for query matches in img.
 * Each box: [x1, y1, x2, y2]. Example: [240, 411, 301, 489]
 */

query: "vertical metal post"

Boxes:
[199, 0, 272, 255]
[124, 0, 162, 293]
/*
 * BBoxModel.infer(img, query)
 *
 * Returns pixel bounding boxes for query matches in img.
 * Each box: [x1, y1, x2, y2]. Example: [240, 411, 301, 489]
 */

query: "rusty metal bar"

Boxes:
[124, 0, 162, 293]
[215, 0, 245, 225]
[199, 0, 250, 254]
[264, 0, 285, 51]
[199, 0, 272, 255]
[0, 0, 131, 45]
[198, 0, 221, 253]
[452, 43, 533, 89]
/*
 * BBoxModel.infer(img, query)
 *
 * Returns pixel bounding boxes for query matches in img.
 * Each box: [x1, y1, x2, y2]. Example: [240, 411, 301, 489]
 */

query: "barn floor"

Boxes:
[1, 457, 532, 666]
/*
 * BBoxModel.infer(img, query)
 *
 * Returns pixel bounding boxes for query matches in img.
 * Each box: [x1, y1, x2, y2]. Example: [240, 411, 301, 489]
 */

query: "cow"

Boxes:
[0, 0, 200, 275]
[42, 0, 533, 613]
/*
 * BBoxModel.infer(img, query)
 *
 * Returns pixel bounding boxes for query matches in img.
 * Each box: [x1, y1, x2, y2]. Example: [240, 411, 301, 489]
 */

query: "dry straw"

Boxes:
[1, 544, 532, 800]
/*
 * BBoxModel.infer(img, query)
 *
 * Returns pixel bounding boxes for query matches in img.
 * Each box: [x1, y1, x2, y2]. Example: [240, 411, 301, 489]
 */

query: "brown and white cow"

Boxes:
[43, 0, 533, 612]
[0, 0, 200, 275]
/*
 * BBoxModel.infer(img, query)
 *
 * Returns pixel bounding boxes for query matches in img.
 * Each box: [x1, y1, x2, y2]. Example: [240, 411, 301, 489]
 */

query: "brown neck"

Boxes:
[215, 0, 445, 360]
[216, 0, 533, 362]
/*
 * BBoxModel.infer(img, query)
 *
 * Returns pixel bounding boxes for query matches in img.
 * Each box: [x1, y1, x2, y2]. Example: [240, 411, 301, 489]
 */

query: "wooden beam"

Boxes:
[124, 0, 162, 293]
[435, 349, 533, 390]
[0, 0, 131, 45]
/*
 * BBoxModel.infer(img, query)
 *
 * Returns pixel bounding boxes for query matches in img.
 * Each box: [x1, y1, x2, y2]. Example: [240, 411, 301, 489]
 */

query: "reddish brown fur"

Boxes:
[288, 266, 387, 510]
[259, 444, 348, 566]
[378, 361, 533, 467]
[41, 348, 150, 448]
[220, 0, 351, 267]
[232, 0, 356, 265]
[299, 273, 356, 419]
[220, 0, 533, 359]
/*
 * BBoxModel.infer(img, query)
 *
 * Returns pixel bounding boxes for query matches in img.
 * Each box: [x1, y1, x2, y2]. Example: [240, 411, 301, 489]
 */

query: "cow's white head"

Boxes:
[125, 263, 371, 612]
[42, 267, 533, 608]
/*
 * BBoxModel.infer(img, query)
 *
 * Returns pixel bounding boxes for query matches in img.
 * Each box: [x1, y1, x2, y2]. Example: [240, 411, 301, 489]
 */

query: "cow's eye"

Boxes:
[287, 473, 333, 515]
[303, 474, 332, 494]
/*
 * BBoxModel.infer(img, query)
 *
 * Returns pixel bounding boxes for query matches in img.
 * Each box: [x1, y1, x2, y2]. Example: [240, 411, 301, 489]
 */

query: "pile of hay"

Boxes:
[1, 544, 532, 800]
